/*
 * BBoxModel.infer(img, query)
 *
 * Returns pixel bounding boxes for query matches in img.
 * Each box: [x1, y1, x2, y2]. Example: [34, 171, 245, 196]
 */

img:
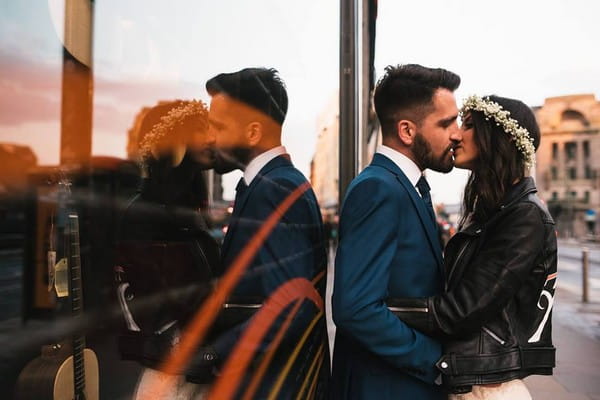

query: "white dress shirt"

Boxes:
[376, 145, 423, 196]
[244, 145, 287, 185]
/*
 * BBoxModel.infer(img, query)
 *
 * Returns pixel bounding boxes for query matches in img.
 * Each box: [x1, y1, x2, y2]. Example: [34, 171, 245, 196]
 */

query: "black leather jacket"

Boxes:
[390, 178, 557, 393]
[114, 156, 221, 372]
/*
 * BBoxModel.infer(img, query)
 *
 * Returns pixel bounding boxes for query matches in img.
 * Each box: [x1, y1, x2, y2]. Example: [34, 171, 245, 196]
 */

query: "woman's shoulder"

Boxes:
[503, 193, 554, 225]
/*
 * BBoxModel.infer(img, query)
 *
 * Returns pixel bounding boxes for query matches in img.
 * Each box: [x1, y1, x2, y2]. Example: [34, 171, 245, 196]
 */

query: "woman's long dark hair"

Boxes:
[460, 95, 541, 226]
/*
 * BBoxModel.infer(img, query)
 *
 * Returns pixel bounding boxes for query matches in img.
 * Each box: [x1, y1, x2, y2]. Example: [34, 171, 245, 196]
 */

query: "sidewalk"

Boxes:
[525, 288, 600, 399]
[558, 238, 600, 265]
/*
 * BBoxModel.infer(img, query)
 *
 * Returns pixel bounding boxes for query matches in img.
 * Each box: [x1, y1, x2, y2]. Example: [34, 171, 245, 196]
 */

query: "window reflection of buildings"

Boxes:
[310, 93, 380, 217]
[310, 94, 339, 215]
[535, 94, 600, 238]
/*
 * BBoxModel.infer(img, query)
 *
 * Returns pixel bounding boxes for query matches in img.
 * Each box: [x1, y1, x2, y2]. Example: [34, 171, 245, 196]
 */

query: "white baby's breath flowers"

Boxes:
[460, 95, 536, 169]
[139, 100, 209, 161]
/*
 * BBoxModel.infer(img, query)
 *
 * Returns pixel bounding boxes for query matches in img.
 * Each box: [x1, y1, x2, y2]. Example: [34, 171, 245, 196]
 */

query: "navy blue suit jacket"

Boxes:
[213, 155, 328, 396]
[331, 154, 445, 399]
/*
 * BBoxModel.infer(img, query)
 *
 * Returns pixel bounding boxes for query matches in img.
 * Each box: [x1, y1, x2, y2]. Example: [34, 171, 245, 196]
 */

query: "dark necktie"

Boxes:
[222, 177, 247, 253]
[233, 177, 248, 213]
[236, 177, 247, 194]
[416, 176, 436, 224]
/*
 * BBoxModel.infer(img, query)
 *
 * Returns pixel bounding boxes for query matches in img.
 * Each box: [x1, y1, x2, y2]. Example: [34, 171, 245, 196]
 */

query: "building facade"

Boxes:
[311, 95, 340, 214]
[535, 94, 600, 238]
[311, 91, 381, 215]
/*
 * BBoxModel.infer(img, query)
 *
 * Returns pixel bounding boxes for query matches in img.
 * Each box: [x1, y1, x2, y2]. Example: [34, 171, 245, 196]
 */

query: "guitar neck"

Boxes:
[68, 213, 86, 398]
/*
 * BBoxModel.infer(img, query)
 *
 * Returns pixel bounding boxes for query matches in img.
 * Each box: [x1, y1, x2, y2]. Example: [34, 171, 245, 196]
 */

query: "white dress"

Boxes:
[448, 379, 532, 400]
[134, 368, 210, 400]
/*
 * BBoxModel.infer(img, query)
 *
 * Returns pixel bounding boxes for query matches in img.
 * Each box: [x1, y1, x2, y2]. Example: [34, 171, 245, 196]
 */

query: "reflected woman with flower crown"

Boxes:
[115, 100, 221, 400]
[391, 95, 557, 400]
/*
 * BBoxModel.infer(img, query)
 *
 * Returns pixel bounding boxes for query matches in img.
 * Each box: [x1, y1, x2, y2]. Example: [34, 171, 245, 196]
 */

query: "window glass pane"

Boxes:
[1, 2, 338, 398]
[565, 142, 577, 160]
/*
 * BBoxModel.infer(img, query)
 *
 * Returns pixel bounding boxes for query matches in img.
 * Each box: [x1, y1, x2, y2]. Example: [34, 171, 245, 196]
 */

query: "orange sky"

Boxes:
[0, 52, 201, 165]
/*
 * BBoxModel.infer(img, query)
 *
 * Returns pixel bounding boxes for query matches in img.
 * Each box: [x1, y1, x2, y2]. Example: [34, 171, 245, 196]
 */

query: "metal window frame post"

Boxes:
[339, 0, 360, 206]
[60, 0, 95, 167]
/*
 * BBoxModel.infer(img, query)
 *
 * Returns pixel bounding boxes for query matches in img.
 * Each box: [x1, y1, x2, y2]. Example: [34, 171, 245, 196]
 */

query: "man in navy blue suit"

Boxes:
[186, 68, 327, 398]
[331, 64, 462, 399]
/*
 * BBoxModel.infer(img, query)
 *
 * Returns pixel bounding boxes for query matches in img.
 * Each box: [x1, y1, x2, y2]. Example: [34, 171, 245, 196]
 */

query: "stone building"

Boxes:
[310, 95, 339, 214]
[535, 94, 600, 238]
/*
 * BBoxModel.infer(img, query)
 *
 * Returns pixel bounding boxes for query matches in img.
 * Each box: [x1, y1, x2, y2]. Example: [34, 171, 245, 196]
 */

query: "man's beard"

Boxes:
[187, 147, 216, 170]
[413, 132, 454, 173]
[213, 146, 252, 174]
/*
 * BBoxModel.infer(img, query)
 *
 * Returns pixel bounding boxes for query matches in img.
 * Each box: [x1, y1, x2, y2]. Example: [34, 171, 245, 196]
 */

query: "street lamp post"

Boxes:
[582, 247, 590, 303]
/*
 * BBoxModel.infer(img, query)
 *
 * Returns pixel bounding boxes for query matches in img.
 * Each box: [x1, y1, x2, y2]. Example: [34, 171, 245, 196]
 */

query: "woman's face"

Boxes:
[454, 111, 479, 170]
[185, 118, 215, 169]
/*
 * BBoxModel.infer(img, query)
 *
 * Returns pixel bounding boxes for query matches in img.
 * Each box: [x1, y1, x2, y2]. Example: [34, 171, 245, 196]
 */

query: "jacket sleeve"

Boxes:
[394, 203, 545, 338]
[332, 177, 442, 385]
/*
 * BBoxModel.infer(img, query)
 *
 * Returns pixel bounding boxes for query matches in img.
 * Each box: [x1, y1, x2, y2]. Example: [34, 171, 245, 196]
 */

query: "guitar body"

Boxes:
[53, 349, 99, 400]
[15, 346, 99, 400]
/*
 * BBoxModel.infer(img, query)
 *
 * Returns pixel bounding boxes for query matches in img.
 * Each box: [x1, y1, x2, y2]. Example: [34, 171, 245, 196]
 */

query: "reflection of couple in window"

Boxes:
[117, 68, 328, 399]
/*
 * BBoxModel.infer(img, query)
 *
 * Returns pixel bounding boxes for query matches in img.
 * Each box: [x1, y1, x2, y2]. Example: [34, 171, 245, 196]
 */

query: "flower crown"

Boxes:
[460, 95, 536, 169]
[139, 100, 209, 160]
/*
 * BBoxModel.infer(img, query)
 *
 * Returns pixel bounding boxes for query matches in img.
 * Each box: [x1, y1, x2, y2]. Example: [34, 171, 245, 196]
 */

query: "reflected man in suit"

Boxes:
[186, 68, 327, 398]
[331, 64, 462, 399]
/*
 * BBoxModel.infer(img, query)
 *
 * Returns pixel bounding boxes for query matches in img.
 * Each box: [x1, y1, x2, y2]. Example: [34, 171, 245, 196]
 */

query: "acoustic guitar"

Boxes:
[15, 211, 99, 400]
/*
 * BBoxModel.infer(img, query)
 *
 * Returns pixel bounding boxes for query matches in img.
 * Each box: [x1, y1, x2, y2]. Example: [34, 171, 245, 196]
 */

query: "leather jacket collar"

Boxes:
[500, 177, 537, 209]
[460, 177, 538, 234]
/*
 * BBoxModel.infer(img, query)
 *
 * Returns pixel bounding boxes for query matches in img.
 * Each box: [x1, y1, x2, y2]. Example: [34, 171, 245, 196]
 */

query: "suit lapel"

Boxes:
[221, 155, 292, 259]
[371, 154, 444, 272]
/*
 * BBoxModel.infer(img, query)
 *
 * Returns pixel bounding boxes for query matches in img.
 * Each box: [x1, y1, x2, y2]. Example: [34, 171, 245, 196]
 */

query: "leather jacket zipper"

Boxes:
[447, 239, 472, 289]
[193, 241, 212, 276]
[482, 326, 506, 345]
[388, 306, 428, 312]
[223, 303, 262, 309]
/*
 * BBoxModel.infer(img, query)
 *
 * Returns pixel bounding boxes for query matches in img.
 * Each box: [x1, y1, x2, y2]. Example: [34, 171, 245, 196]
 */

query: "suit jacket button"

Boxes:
[440, 361, 449, 369]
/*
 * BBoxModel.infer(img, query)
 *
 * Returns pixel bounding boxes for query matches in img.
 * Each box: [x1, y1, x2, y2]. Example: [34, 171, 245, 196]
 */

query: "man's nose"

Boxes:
[450, 122, 462, 143]
[207, 126, 217, 145]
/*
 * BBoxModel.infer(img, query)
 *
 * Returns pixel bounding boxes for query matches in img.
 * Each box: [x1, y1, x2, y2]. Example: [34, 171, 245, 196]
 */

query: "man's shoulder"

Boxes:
[358, 163, 396, 179]
[251, 160, 317, 207]
[247, 163, 319, 220]
[258, 158, 309, 188]
[342, 167, 412, 209]
[349, 164, 403, 192]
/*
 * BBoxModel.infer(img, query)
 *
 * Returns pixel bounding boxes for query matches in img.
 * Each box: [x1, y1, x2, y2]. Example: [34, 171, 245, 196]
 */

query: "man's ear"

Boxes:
[396, 119, 417, 146]
[246, 121, 263, 147]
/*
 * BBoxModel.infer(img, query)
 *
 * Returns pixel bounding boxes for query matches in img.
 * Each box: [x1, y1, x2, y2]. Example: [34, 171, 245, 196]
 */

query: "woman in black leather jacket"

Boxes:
[391, 95, 557, 399]
[115, 101, 221, 398]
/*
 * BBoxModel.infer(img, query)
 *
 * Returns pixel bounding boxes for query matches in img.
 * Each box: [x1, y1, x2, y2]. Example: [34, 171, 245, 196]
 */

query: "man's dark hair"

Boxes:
[205, 67, 288, 125]
[374, 64, 460, 139]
